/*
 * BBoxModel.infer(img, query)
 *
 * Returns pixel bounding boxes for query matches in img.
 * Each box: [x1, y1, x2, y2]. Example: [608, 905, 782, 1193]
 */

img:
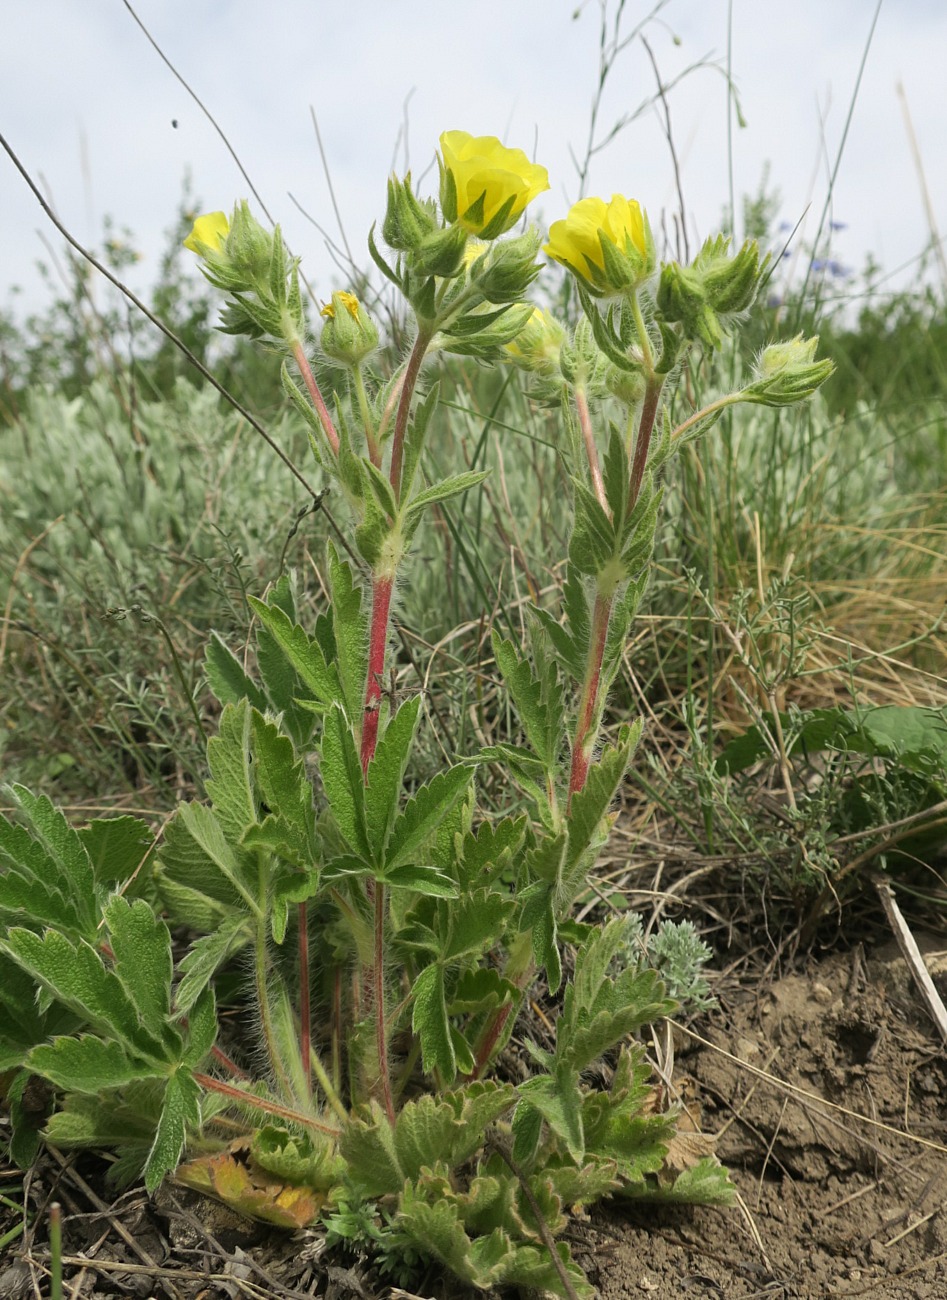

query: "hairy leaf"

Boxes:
[144, 1069, 201, 1193]
[365, 695, 421, 861]
[386, 765, 473, 872]
[205, 631, 268, 712]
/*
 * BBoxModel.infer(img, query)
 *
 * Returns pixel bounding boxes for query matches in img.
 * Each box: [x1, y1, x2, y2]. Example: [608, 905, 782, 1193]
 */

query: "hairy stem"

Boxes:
[360, 573, 393, 774]
[298, 901, 312, 1097]
[388, 327, 432, 501]
[193, 1073, 340, 1136]
[374, 882, 396, 1125]
[568, 590, 614, 804]
[255, 899, 293, 1102]
[629, 375, 664, 506]
[291, 338, 340, 457]
[574, 385, 607, 512]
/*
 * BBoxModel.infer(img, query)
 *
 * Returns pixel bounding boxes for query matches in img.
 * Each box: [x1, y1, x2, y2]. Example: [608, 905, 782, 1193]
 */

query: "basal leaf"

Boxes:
[443, 889, 515, 961]
[144, 1069, 201, 1193]
[182, 987, 218, 1068]
[104, 896, 174, 1041]
[7, 786, 96, 933]
[517, 1071, 584, 1162]
[177, 802, 257, 914]
[27, 1035, 164, 1094]
[385, 864, 459, 896]
[1, 928, 167, 1061]
[412, 963, 455, 1080]
[174, 917, 249, 1015]
[78, 815, 154, 893]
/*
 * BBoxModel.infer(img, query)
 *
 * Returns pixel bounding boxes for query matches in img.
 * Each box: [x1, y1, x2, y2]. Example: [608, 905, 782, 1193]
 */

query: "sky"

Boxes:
[1, 0, 945, 323]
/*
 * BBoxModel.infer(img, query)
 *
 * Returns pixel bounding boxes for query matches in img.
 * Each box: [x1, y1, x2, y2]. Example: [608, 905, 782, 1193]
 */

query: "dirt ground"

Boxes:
[3, 935, 947, 1299]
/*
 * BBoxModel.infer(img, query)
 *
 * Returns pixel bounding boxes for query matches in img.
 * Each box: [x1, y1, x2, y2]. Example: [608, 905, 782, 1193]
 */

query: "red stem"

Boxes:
[209, 1044, 250, 1081]
[471, 1000, 514, 1081]
[629, 377, 664, 506]
[568, 590, 614, 805]
[298, 901, 311, 1097]
[193, 1073, 340, 1136]
[388, 329, 431, 501]
[291, 339, 340, 457]
[360, 574, 393, 775]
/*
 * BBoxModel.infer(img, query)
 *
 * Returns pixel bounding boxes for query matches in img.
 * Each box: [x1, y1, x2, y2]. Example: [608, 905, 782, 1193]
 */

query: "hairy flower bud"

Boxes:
[320, 291, 379, 366]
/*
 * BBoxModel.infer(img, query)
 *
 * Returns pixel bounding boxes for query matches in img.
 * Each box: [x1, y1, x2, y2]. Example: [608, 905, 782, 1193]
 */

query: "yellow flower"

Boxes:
[320, 290, 361, 321]
[504, 307, 565, 374]
[183, 211, 229, 255]
[439, 131, 549, 240]
[544, 194, 654, 295]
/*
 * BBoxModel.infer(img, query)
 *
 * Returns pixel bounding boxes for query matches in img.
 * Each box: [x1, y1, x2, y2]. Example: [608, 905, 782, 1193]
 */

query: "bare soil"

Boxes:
[4, 938, 947, 1299]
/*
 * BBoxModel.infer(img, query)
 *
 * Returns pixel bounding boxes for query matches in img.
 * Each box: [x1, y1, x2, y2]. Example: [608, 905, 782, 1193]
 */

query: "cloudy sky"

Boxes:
[1, 0, 944, 320]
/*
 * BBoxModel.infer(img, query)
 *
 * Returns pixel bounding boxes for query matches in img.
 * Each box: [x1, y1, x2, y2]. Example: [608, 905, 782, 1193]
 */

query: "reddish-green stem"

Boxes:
[298, 901, 312, 1097]
[210, 1044, 250, 1081]
[575, 386, 607, 512]
[360, 574, 393, 775]
[193, 1072, 340, 1136]
[471, 1000, 514, 1081]
[568, 590, 614, 804]
[291, 339, 340, 457]
[629, 376, 664, 506]
[388, 328, 432, 501]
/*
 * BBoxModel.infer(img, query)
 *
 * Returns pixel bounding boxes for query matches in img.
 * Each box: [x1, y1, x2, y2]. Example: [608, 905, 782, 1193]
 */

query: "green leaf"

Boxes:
[248, 710, 317, 860]
[177, 802, 257, 914]
[448, 967, 516, 1015]
[620, 1155, 735, 1205]
[563, 722, 642, 892]
[78, 815, 154, 892]
[155, 812, 247, 929]
[0, 928, 167, 1061]
[320, 705, 370, 858]
[0, 823, 88, 936]
[205, 701, 258, 843]
[246, 596, 341, 712]
[6, 786, 96, 934]
[386, 765, 473, 871]
[491, 632, 563, 771]
[412, 963, 455, 1081]
[443, 889, 515, 961]
[327, 543, 366, 722]
[406, 470, 491, 520]
[182, 988, 218, 1068]
[144, 1070, 201, 1193]
[569, 480, 616, 575]
[602, 423, 629, 524]
[104, 896, 173, 1040]
[27, 1036, 164, 1093]
[365, 696, 421, 861]
[205, 631, 268, 711]
[399, 382, 441, 503]
[517, 1071, 584, 1161]
[385, 864, 459, 896]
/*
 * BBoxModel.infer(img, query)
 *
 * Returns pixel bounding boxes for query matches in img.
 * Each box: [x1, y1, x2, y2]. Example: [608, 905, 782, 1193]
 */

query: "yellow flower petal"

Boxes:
[440, 131, 549, 237]
[183, 211, 229, 255]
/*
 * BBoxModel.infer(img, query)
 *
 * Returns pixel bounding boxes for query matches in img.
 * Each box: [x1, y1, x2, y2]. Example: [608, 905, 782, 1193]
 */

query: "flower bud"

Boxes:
[657, 236, 763, 350]
[559, 317, 609, 392]
[468, 228, 542, 304]
[382, 174, 438, 253]
[503, 306, 566, 375]
[439, 131, 549, 240]
[545, 195, 656, 298]
[183, 211, 229, 256]
[742, 335, 835, 406]
[320, 291, 379, 366]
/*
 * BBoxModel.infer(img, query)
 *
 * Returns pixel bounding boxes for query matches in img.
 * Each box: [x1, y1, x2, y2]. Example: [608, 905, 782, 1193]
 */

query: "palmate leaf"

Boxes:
[455, 815, 527, 890]
[412, 963, 454, 1080]
[77, 815, 154, 893]
[341, 1083, 516, 1197]
[0, 927, 169, 1062]
[517, 1070, 585, 1161]
[385, 764, 473, 872]
[248, 584, 341, 712]
[155, 811, 248, 930]
[247, 710, 317, 860]
[0, 787, 97, 937]
[144, 1068, 202, 1194]
[0, 952, 76, 1070]
[26, 1036, 166, 1094]
[176, 802, 256, 913]
[561, 721, 642, 900]
[104, 896, 173, 1041]
[491, 631, 563, 772]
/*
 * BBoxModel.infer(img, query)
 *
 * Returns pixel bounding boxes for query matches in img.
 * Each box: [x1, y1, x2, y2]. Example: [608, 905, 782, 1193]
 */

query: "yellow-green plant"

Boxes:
[0, 129, 832, 1296]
